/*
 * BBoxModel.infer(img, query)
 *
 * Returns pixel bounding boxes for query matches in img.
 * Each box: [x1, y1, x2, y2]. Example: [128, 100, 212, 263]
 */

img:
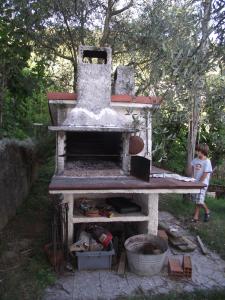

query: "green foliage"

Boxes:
[0, 0, 224, 165]
[152, 107, 188, 173]
[201, 75, 225, 166]
[1, 80, 51, 139]
[211, 177, 225, 185]
[0, 2, 55, 140]
[127, 1, 225, 170]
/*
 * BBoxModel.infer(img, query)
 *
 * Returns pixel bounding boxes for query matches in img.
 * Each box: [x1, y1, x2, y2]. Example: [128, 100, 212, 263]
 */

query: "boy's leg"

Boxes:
[202, 203, 210, 214]
[199, 188, 210, 221]
[193, 204, 200, 220]
[191, 193, 201, 220]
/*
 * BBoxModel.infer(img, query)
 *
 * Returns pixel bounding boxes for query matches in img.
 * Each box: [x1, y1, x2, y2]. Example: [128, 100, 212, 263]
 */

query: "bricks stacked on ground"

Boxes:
[168, 256, 192, 279]
[182, 255, 192, 278]
[157, 230, 168, 242]
[168, 258, 184, 277]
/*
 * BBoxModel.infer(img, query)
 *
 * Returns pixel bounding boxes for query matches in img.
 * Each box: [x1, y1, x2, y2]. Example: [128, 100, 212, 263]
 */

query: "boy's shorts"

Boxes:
[191, 187, 207, 205]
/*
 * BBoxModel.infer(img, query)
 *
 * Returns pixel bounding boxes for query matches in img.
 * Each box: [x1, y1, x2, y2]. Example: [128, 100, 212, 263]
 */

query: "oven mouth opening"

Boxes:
[63, 132, 125, 177]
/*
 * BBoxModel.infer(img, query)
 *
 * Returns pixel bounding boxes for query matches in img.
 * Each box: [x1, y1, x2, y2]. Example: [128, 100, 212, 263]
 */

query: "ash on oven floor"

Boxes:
[63, 160, 124, 177]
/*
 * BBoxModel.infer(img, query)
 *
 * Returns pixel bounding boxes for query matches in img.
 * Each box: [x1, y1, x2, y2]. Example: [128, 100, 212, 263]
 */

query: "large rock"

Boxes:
[0, 139, 36, 230]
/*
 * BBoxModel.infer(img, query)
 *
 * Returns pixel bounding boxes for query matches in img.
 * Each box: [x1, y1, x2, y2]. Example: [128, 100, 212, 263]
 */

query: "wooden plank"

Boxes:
[169, 236, 196, 252]
[118, 251, 126, 275]
[49, 176, 205, 191]
[158, 221, 181, 238]
[196, 235, 208, 255]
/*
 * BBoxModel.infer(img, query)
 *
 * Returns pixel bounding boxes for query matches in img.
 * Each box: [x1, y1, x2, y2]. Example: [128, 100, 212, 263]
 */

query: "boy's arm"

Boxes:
[199, 160, 212, 183]
[199, 172, 209, 183]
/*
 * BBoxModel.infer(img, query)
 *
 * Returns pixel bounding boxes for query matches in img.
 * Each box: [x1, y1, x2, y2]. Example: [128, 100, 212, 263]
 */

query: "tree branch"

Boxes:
[111, 0, 133, 16]
[57, 0, 77, 62]
[37, 39, 73, 62]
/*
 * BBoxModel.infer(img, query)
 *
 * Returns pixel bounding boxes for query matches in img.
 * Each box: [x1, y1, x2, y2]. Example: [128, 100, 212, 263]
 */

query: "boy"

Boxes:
[191, 143, 212, 222]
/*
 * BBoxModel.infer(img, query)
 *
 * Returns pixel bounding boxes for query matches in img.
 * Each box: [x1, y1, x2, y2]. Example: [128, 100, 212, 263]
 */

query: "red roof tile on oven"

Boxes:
[111, 94, 162, 105]
[47, 92, 77, 100]
[47, 92, 162, 105]
[111, 95, 132, 102]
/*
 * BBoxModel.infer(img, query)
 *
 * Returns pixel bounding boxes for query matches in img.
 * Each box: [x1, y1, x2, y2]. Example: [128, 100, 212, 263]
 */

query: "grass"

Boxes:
[121, 289, 225, 300]
[159, 194, 225, 260]
[0, 157, 56, 300]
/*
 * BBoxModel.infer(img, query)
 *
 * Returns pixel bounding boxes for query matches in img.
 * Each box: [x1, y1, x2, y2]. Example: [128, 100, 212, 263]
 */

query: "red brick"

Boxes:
[182, 256, 192, 278]
[47, 92, 77, 100]
[168, 258, 184, 277]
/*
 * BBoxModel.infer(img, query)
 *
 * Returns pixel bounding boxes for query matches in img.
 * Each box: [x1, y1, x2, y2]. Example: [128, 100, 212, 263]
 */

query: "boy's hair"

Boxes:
[196, 143, 209, 156]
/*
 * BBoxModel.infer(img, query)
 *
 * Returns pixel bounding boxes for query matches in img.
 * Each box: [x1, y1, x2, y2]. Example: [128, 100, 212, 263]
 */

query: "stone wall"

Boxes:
[0, 139, 36, 230]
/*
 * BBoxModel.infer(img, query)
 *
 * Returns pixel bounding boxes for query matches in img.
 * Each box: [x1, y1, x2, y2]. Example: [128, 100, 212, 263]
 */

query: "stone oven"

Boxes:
[48, 45, 204, 248]
[49, 46, 149, 179]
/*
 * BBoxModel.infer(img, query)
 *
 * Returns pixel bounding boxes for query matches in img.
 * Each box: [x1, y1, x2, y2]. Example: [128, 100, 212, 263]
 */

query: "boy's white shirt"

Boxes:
[191, 158, 212, 186]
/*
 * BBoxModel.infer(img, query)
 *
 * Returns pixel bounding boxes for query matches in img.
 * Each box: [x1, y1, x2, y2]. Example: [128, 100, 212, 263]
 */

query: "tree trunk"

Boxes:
[185, 0, 212, 175]
[100, 0, 133, 47]
[186, 91, 202, 176]
[0, 72, 6, 132]
[0, 89, 3, 129]
[100, 1, 112, 47]
[73, 61, 77, 92]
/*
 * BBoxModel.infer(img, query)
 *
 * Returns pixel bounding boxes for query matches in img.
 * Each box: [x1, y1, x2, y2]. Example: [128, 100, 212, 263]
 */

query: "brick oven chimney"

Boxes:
[63, 45, 132, 129]
[76, 46, 112, 113]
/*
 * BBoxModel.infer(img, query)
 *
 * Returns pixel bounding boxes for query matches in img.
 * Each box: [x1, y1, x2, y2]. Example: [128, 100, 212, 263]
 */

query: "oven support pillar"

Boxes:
[57, 131, 66, 173]
[135, 193, 158, 235]
[147, 193, 159, 235]
[122, 133, 131, 175]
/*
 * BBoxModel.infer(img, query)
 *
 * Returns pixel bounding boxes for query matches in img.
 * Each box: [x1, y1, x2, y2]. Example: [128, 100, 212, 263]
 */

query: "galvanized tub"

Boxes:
[124, 234, 168, 276]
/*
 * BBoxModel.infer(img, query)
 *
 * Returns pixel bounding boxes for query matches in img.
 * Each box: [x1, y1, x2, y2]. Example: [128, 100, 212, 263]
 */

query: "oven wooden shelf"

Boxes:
[73, 210, 149, 223]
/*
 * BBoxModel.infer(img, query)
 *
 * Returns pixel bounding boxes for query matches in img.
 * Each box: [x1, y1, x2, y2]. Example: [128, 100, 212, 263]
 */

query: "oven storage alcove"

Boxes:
[73, 194, 151, 225]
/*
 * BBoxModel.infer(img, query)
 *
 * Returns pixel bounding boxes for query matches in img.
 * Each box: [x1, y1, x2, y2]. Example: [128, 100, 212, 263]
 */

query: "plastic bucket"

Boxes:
[124, 234, 168, 276]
